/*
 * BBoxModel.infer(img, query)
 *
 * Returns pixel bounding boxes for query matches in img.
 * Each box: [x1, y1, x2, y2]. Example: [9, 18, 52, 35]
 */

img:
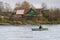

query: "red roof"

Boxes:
[24, 9, 30, 14]
[24, 8, 41, 14]
[36, 9, 41, 12]
[16, 8, 41, 15]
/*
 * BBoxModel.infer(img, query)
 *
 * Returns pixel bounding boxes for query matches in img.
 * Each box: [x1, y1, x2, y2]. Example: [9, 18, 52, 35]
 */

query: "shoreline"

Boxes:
[0, 23, 60, 26]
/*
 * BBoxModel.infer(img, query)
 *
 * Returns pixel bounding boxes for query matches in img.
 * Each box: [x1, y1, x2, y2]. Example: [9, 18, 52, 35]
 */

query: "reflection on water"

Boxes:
[0, 25, 60, 40]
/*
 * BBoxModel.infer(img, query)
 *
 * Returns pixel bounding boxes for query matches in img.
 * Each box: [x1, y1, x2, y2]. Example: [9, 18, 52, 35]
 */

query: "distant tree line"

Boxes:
[0, 1, 60, 24]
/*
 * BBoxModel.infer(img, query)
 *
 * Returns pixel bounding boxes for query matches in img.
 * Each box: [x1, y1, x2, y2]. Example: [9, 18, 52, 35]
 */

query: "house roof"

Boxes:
[16, 8, 41, 15]
[24, 9, 30, 14]
[24, 8, 41, 14]
[16, 10, 24, 14]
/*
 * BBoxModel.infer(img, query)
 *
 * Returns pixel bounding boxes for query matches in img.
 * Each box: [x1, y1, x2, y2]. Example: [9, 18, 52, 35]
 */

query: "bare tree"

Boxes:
[0, 2, 4, 13]
[14, 1, 31, 10]
[14, 2, 21, 11]
[4, 3, 12, 12]
[42, 2, 47, 10]
[21, 1, 31, 9]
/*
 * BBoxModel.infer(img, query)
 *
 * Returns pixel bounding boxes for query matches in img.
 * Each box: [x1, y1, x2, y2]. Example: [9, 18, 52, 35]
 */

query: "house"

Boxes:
[16, 8, 43, 20]
[16, 9, 24, 17]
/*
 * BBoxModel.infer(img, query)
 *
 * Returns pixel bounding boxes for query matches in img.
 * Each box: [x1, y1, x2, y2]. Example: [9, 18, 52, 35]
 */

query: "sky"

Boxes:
[0, 0, 60, 9]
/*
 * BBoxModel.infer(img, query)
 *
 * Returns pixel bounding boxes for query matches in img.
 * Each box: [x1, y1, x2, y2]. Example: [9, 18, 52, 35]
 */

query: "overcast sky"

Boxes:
[0, 0, 60, 9]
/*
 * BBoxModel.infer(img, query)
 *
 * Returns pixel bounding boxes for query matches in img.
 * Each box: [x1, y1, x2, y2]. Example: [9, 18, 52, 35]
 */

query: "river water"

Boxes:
[0, 25, 60, 40]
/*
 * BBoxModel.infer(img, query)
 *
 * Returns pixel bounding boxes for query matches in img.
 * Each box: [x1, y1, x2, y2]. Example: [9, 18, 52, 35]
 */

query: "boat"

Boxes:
[32, 28, 48, 31]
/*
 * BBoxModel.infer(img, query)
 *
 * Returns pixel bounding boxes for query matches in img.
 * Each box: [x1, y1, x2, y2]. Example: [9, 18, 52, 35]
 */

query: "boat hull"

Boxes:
[32, 28, 48, 31]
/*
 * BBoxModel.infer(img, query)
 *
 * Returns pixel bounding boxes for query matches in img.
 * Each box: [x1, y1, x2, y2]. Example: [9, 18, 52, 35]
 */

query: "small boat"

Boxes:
[32, 28, 48, 31]
[32, 25, 48, 31]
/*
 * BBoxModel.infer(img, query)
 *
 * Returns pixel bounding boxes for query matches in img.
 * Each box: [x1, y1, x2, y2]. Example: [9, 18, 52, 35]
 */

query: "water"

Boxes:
[0, 25, 60, 40]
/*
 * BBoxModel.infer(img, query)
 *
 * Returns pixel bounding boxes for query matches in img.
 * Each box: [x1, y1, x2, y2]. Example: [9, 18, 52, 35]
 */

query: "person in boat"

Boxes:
[39, 25, 42, 29]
